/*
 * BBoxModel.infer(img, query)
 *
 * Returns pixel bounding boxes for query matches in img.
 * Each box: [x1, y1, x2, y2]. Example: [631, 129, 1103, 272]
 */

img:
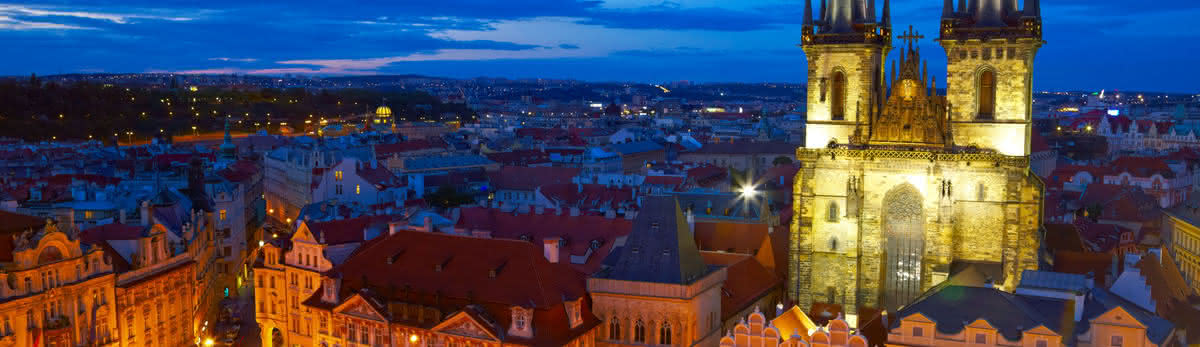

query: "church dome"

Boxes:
[375, 105, 392, 117]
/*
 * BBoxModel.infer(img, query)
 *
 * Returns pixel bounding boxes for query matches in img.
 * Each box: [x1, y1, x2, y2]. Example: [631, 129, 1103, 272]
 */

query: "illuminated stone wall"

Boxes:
[789, 149, 1042, 313]
[942, 40, 1042, 156]
[803, 45, 888, 149]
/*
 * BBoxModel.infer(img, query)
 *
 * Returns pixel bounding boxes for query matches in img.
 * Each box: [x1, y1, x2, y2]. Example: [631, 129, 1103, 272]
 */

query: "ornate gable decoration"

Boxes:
[333, 294, 387, 322]
[869, 26, 950, 147]
[432, 311, 501, 341]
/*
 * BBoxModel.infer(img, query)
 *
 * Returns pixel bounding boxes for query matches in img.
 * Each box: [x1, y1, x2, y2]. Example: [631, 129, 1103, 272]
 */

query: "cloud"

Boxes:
[0, 14, 94, 30]
[558, 43, 580, 49]
[0, 4, 196, 25]
[208, 57, 258, 62]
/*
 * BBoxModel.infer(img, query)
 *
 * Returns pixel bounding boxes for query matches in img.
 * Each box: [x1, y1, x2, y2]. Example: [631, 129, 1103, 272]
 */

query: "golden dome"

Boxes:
[375, 105, 392, 117]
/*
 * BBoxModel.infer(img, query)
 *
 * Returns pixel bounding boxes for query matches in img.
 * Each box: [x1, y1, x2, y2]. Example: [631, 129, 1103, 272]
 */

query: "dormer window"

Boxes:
[508, 306, 532, 338]
[566, 299, 583, 328]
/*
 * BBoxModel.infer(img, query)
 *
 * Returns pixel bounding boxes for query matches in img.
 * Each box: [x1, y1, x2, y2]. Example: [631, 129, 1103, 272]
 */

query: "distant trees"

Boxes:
[426, 185, 473, 209]
[0, 80, 475, 142]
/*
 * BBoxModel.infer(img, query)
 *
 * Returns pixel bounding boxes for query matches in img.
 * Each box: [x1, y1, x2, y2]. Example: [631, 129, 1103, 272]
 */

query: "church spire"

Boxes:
[1024, 0, 1040, 17]
[943, 0, 955, 17]
[820, 0, 828, 26]
[804, 0, 815, 26]
[867, 0, 876, 23]
[880, 0, 891, 27]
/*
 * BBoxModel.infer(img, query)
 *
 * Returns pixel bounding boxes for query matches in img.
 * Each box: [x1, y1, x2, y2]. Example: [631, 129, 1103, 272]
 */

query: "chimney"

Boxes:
[140, 200, 150, 226]
[686, 209, 695, 235]
[119, 209, 127, 224]
[543, 237, 561, 263]
[388, 221, 403, 235]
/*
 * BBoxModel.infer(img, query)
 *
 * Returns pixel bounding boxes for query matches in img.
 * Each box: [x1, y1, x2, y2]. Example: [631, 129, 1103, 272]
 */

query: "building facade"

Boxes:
[790, 0, 1044, 314]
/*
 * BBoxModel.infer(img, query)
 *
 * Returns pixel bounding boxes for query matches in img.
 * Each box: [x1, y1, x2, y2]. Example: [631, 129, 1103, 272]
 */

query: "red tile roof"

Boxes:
[701, 251, 782, 321]
[538, 183, 635, 211]
[486, 150, 551, 166]
[643, 175, 684, 187]
[456, 207, 632, 274]
[693, 222, 770, 254]
[1109, 156, 1176, 179]
[375, 139, 445, 157]
[0, 210, 46, 262]
[304, 216, 393, 245]
[488, 166, 580, 191]
[323, 230, 600, 346]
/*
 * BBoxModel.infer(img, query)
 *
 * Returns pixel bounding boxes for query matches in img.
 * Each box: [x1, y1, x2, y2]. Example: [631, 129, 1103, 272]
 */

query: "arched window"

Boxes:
[976, 182, 987, 201]
[978, 69, 996, 119]
[831, 71, 847, 121]
[660, 322, 672, 345]
[609, 318, 622, 340]
[827, 202, 840, 222]
[634, 320, 646, 343]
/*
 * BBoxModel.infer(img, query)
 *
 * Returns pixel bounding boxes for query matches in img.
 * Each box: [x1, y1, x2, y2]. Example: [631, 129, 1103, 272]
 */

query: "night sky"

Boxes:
[2, 1, 1197, 92]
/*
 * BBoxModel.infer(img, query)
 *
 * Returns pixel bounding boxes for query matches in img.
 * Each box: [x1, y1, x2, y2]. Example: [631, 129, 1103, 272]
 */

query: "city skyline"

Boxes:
[2, 0, 1199, 93]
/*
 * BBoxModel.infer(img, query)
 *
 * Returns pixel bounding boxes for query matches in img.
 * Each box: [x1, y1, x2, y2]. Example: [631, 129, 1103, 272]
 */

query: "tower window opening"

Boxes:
[831, 71, 847, 121]
[978, 69, 997, 119]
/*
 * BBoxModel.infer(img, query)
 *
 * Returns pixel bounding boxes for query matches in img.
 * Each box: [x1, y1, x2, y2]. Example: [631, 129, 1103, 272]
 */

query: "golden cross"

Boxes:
[897, 25, 924, 48]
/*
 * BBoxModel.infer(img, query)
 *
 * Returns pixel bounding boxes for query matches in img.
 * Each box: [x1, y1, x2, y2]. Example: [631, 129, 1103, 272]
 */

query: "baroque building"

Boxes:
[791, 0, 1045, 314]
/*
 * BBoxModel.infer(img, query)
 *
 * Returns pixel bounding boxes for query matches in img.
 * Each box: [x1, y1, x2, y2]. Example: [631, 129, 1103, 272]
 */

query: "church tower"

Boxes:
[800, 0, 892, 148]
[938, 0, 1043, 156]
[789, 0, 1046, 317]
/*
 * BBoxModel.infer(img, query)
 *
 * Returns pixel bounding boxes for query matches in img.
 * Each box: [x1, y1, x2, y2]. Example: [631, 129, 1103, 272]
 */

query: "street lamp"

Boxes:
[740, 184, 757, 197]
[192, 125, 198, 136]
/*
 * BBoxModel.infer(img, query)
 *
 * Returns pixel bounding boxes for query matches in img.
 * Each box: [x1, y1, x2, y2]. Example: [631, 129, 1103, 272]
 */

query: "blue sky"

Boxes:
[2, 1, 1198, 92]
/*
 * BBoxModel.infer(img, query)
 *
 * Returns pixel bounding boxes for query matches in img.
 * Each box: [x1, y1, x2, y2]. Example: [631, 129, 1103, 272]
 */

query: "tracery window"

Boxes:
[827, 202, 839, 222]
[659, 322, 672, 345]
[609, 318, 621, 340]
[634, 320, 646, 343]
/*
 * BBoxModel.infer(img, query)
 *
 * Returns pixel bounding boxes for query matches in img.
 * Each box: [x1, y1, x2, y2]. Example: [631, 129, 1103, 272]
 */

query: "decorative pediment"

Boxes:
[966, 318, 996, 330]
[333, 294, 387, 322]
[432, 311, 500, 341]
[293, 223, 316, 243]
[900, 312, 934, 324]
[1092, 306, 1147, 329]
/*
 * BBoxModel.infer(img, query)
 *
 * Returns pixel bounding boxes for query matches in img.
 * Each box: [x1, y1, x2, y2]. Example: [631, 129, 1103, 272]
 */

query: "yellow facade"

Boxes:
[1163, 213, 1200, 295]
[791, 2, 1045, 313]
[0, 222, 118, 347]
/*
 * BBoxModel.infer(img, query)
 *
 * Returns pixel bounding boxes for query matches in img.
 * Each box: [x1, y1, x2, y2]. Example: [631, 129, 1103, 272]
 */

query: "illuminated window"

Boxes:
[659, 322, 672, 345]
[978, 69, 997, 119]
[634, 320, 646, 343]
[831, 71, 846, 121]
[219, 209, 227, 221]
[334, 171, 343, 182]
[355, 184, 361, 195]
[84, 210, 94, 219]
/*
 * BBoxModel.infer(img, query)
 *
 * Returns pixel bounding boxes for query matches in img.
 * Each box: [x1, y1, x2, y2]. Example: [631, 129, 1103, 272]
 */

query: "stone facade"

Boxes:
[789, 149, 1043, 313]
[590, 271, 726, 347]
[802, 45, 889, 149]
[942, 41, 1040, 156]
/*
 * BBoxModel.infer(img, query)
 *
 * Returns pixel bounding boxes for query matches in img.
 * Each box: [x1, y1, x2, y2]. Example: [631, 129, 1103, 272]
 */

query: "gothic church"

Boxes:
[790, 0, 1045, 314]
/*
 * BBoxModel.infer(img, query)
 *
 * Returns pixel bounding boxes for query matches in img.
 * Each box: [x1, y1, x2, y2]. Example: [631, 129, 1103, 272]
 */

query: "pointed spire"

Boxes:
[958, 0, 967, 14]
[1024, 0, 1040, 17]
[890, 60, 896, 86]
[1004, 0, 1018, 18]
[804, 0, 815, 26]
[867, 0, 876, 22]
[943, 0, 955, 17]
[880, 0, 891, 27]
[820, 0, 828, 25]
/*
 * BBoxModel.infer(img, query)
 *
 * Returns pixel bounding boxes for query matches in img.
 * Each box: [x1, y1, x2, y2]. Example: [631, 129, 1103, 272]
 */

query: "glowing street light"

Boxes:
[203, 338, 214, 346]
[740, 184, 758, 199]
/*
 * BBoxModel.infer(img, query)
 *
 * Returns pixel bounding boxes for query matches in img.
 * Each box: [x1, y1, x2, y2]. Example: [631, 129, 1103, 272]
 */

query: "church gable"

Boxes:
[293, 223, 317, 243]
[333, 294, 387, 322]
[432, 311, 501, 341]
[867, 27, 949, 147]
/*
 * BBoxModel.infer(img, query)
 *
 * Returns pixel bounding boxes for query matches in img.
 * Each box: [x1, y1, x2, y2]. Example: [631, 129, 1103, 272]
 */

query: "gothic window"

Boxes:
[978, 69, 997, 119]
[827, 202, 839, 222]
[976, 182, 987, 201]
[883, 184, 926, 311]
[634, 320, 646, 343]
[831, 71, 847, 121]
[659, 322, 672, 345]
[609, 318, 621, 340]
